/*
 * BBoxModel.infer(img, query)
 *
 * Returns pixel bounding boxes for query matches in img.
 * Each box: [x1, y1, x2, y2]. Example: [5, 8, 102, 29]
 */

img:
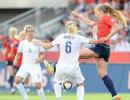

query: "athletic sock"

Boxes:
[77, 85, 84, 100]
[102, 75, 117, 97]
[16, 83, 28, 100]
[53, 63, 57, 73]
[9, 76, 14, 88]
[54, 83, 62, 100]
[37, 88, 44, 100]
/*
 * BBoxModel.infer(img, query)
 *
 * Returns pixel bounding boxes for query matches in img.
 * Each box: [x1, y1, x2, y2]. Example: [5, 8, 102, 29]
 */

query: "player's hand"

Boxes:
[35, 58, 40, 64]
[71, 11, 79, 17]
[99, 37, 108, 44]
[35, 58, 43, 64]
[89, 39, 97, 44]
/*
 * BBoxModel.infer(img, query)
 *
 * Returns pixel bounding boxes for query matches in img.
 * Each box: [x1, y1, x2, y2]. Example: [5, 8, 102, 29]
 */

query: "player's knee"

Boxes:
[15, 76, 23, 85]
[97, 71, 107, 78]
[35, 83, 42, 89]
[15, 78, 20, 85]
[76, 83, 84, 87]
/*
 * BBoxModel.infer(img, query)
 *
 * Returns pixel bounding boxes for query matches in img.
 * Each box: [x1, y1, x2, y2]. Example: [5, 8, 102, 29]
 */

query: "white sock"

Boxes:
[37, 88, 44, 100]
[54, 83, 62, 100]
[77, 85, 84, 100]
[16, 83, 28, 100]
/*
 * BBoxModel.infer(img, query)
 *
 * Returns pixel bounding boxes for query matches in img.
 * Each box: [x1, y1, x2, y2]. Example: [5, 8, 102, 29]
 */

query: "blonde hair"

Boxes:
[9, 27, 17, 33]
[9, 27, 17, 38]
[65, 21, 78, 34]
[24, 25, 34, 32]
[97, 4, 127, 26]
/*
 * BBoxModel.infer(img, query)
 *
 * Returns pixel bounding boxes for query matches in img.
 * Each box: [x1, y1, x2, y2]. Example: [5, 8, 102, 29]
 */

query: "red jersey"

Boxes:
[7, 38, 19, 62]
[96, 15, 116, 45]
[0, 35, 10, 60]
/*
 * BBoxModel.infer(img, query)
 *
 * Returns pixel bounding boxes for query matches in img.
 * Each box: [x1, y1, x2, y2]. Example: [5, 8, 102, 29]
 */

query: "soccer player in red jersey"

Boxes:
[7, 27, 19, 93]
[72, 4, 127, 100]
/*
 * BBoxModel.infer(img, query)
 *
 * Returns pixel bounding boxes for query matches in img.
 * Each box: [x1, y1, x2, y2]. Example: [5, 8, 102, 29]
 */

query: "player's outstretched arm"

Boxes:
[71, 11, 96, 26]
[33, 39, 53, 49]
[88, 39, 97, 44]
[99, 23, 122, 43]
[35, 52, 44, 64]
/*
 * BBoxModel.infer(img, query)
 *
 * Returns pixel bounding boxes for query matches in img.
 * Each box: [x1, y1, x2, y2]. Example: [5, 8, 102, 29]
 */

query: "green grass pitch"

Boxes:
[0, 93, 130, 100]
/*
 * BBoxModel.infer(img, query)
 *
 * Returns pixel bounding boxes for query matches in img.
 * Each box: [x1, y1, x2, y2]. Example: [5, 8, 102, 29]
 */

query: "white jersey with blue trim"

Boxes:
[52, 33, 89, 67]
[18, 39, 44, 66]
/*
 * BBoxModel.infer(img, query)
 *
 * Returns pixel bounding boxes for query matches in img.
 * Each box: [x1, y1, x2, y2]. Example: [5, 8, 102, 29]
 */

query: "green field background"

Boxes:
[0, 93, 130, 100]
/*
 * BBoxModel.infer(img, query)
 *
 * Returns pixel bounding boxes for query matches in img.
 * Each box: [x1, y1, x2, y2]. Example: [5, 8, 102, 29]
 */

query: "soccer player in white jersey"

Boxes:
[33, 21, 96, 100]
[14, 25, 45, 100]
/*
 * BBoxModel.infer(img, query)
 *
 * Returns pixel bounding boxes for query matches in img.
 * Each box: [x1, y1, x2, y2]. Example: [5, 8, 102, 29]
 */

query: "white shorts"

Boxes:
[54, 66, 84, 86]
[16, 65, 42, 83]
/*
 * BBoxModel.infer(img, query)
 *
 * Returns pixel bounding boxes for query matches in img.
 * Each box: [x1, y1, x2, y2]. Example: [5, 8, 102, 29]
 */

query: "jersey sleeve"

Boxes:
[52, 35, 62, 46]
[103, 16, 116, 27]
[39, 46, 44, 52]
[79, 35, 89, 44]
[18, 42, 23, 53]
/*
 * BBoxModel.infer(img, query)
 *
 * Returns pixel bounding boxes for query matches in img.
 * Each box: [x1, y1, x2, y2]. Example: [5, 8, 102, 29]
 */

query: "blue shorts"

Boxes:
[89, 44, 110, 62]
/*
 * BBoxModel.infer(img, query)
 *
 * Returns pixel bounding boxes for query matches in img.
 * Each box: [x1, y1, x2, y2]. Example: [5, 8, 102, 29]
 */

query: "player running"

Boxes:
[14, 31, 30, 93]
[33, 21, 96, 100]
[14, 25, 45, 100]
[1, 27, 19, 94]
[71, 4, 127, 100]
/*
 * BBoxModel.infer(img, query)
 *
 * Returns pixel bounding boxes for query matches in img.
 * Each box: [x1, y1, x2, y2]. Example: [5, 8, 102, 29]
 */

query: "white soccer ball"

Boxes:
[62, 80, 73, 90]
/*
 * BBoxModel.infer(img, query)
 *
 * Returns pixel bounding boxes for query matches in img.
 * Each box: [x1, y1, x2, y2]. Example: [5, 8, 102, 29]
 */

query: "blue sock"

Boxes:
[102, 75, 117, 97]
[8, 76, 14, 88]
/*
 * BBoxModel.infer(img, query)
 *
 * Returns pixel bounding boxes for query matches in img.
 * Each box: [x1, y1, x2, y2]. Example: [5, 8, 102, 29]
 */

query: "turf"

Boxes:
[0, 93, 130, 100]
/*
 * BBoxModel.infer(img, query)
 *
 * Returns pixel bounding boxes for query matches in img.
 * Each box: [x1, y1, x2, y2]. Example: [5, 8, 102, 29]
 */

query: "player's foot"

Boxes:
[112, 95, 121, 100]
[26, 88, 30, 93]
[10, 88, 16, 94]
[44, 60, 54, 74]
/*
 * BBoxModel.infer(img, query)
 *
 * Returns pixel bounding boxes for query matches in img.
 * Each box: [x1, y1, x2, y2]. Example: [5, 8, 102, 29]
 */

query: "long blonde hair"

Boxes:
[97, 4, 127, 26]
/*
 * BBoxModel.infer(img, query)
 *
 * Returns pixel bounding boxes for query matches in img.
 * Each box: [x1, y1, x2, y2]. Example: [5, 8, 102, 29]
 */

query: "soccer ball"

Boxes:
[62, 79, 73, 90]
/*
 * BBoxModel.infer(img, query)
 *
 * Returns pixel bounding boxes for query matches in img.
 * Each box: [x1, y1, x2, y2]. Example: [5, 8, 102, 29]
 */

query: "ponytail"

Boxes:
[98, 4, 127, 26]
[105, 4, 127, 26]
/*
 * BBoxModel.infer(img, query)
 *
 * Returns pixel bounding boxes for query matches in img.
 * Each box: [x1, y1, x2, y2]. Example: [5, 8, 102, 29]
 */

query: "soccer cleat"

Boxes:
[44, 60, 54, 75]
[112, 95, 121, 100]
[10, 88, 16, 94]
